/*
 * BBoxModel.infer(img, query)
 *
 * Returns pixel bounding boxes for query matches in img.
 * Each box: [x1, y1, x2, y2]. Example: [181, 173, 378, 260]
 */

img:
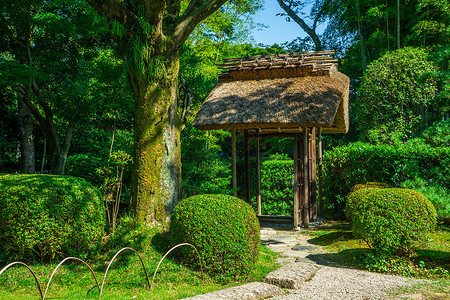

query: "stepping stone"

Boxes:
[292, 245, 316, 251]
[295, 257, 317, 264]
[269, 235, 297, 244]
[263, 262, 321, 289]
[182, 282, 284, 300]
[261, 229, 277, 236]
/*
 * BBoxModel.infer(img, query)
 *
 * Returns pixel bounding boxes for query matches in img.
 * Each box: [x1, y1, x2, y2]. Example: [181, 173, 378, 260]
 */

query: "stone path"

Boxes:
[185, 225, 429, 300]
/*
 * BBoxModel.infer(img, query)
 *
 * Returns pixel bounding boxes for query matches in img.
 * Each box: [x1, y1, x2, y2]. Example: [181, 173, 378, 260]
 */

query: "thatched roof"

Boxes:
[193, 51, 350, 135]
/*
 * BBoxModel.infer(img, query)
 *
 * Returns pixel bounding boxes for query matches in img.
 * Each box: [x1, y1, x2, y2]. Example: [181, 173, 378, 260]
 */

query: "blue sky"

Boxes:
[251, 0, 306, 45]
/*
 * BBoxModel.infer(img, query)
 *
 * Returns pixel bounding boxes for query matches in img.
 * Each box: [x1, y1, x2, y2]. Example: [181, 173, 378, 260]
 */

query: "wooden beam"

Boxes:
[256, 138, 261, 215]
[232, 129, 237, 197]
[318, 128, 323, 217]
[244, 130, 250, 203]
[293, 134, 300, 228]
[310, 128, 317, 221]
[303, 127, 310, 228]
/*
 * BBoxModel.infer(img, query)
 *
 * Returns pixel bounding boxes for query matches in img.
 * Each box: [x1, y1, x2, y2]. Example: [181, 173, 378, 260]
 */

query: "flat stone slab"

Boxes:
[261, 229, 277, 236]
[183, 282, 284, 300]
[263, 262, 321, 289]
[269, 236, 297, 244]
[292, 246, 316, 251]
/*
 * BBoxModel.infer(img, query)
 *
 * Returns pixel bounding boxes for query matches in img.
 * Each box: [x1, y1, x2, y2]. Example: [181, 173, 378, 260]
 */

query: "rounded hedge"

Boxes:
[170, 194, 260, 283]
[348, 182, 392, 196]
[346, 188, 436, 256]
[346, 182, 392, 221]
[0, 174, 105, 262]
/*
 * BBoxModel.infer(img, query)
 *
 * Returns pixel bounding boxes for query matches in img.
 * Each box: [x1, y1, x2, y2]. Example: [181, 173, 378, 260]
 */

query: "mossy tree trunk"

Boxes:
[88, 0, 227, 223]
[129, 55, 181, 223]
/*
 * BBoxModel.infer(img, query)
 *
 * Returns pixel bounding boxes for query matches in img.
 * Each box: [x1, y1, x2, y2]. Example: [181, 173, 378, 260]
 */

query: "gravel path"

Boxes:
[260, 224, 430, 300]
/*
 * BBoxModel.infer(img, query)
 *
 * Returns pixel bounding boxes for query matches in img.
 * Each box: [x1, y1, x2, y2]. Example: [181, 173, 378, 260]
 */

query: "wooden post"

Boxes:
[232, 129, 237, 197]
[303, 127, 310, 228]
[318, 128, 323, 217]
[293, 134, 300, 228]
[244, 130, 250, 203]
[256, 138, 261, 215]
[309, 128, 317, 221]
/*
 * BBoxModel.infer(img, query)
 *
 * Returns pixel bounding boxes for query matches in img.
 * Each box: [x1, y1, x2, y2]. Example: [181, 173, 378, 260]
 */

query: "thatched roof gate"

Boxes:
[193, 50, 350, 228]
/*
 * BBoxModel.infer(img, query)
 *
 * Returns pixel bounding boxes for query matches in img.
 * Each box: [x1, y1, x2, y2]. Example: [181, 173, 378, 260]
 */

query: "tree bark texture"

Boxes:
[88, 0, 227, 223]
[130, 57, 181, 223]
[16, 84, 35, 174]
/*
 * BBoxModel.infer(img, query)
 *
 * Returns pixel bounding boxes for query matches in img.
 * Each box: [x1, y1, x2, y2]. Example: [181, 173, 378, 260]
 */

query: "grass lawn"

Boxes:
[0, 219, 280, 300]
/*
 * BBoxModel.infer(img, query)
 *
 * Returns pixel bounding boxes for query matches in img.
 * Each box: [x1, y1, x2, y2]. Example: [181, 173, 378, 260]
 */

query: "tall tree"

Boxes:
[87, 0, 235, 223]
[0, 0, 111, 174]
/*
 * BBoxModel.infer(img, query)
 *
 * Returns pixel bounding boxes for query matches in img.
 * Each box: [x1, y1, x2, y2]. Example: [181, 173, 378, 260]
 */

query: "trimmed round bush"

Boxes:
[0, 174, 105, 262]
[346, 188, 437, 256]
[346, 182, 392, 221]
[170, 194, 260, 283]
[348, 182, 392, 196]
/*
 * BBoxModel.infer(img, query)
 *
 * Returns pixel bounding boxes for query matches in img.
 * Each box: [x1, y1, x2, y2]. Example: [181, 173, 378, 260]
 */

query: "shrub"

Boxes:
[170, 194, 260, 283]
[346, 188, 437, 256]
[420, 119, 450, 148]
[346, 182, 392, 221]
[323, 142, 450, 218]
[357, 47, 437, 141]
[402, 178, 450, 221]
[181, 125, 234, 197]
[348, 182, 392, 195]
[0, 174, 105, 262]
[253, 157, 294, 215]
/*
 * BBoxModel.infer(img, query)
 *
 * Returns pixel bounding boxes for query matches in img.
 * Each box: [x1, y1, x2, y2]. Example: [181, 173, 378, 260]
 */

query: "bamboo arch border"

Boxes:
[0, 243, 203, 299]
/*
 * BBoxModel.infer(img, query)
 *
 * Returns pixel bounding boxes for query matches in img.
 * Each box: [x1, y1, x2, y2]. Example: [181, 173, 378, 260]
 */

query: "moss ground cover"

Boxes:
[0, 218, 279, 299]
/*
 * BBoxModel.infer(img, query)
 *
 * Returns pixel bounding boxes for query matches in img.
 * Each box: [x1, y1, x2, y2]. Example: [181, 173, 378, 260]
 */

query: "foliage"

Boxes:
[0, 174, 105, 262]
[97, 151, 132, 233]
[170, 194, 260, 283]
[356, 47, 438, 142]
[252, 157, 294, 215]
[322, 142, 450, 218]
[181, 125, 234, 197]
[345, 182, 392, 221]
[402, 178, 450, 220]
[418, 119, 450, 147]
[0, 87, 19, 172]
[346, 188, 437, 256]
[0, 0, 116, 174]
[0, 215, 279, 299]
[348, 182, 392, 195]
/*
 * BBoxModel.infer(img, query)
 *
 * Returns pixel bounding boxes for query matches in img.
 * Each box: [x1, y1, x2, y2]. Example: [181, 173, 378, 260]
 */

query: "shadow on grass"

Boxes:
[305, 248, 370, 269]
[415, 250, 450, 270]
[314, 221, 351, 232]
[307, 231, 355, 246]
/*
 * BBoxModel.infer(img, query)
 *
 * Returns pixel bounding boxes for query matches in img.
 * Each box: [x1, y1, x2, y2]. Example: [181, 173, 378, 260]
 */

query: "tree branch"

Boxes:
[277, 0, 322, 50]
[171, 0, 227, 49]
[312, 1, 328, 31]
[62, 118, 79, 156]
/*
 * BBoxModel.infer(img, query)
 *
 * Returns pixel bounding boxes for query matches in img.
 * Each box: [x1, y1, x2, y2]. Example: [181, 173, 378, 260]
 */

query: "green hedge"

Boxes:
[323, 142, 450, 218]
[253, 159, 294, 215]
[170, 194, 260, 283]
[0, 174, 105, 262]
[346, 188, 437, 255]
